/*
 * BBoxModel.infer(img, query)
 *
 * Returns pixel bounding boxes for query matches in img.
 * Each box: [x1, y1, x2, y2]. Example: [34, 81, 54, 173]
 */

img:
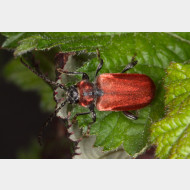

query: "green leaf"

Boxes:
[1, 32, 116, 56]
[73, 136, 131, 159]
[67, 117, 131, 159]
[151, 62, 190, 159]
[70, 33, 190, 157]
[3, 57, 55, 112]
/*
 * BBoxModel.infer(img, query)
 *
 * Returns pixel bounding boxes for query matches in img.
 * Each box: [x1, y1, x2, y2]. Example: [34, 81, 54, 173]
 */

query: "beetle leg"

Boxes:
[72, 105, 96, 136]
[89, 109, 96, 124]
[87, 104, 96, 126]
[72, 111, 91, 124]
[82, 106, 96, 136]
[123, 111, 138, 120]
[95, 48, 104, 77]
[57, 69, 89, 81]
[121, 55, 138, 73]
[77, 104, 96, 136]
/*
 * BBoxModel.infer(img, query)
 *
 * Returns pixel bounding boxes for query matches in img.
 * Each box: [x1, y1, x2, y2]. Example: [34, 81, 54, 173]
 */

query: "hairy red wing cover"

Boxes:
[96, 73, 155, 111]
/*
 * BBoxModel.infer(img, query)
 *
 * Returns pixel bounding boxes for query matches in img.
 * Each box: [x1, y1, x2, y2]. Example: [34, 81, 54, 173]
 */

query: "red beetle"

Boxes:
[21, 50, 155, 143]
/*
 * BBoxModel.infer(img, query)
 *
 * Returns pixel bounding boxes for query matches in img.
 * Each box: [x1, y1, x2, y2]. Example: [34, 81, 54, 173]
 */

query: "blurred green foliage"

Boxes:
[151, 62, 190, 158]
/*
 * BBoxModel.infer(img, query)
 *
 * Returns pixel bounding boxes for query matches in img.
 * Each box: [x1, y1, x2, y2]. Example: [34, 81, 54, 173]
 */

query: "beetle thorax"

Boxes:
[77, 81, 95, 107]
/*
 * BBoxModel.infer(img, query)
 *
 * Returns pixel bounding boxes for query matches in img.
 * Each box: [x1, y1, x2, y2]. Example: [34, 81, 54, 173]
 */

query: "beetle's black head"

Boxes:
[66, 85, 79, 104]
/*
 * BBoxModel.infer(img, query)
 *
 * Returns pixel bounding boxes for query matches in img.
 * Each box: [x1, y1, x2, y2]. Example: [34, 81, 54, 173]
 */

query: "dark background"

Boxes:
[0, 36, 48, 158]
[0, 34, 72, 159]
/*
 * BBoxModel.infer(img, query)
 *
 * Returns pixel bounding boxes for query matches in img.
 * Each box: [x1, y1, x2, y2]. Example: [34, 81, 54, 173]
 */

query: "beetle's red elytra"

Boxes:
[20, 49, 156, 144]
[96, 73, 155, 111]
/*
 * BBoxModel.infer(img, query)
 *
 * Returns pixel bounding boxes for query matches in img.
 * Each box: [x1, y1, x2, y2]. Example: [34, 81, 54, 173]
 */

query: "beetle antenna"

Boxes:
[121, 55, 138, 73]
[95, 48, 104, 77]
[38, 100, 68, 145]
[20, 58, 67, 91]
